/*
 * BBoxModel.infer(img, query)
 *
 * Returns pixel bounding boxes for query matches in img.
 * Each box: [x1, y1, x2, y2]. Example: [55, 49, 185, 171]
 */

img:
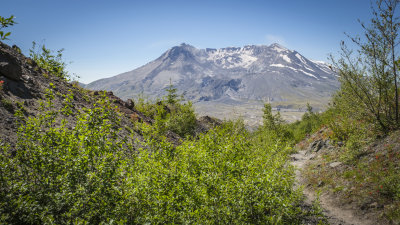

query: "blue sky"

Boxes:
[1, 0, 373, 83]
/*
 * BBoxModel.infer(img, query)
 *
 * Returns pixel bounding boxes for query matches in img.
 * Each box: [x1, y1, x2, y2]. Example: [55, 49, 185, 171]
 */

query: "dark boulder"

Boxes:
[0, 42, 23, 81]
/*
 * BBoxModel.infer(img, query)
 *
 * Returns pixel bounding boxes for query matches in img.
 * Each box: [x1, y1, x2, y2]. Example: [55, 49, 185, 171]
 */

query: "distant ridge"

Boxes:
[87, 43, 337, 102]
[86, 43, 339, 124]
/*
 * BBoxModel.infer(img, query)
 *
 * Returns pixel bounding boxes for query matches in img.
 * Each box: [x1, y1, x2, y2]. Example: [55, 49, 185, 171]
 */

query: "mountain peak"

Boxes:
[87, 43, 339, 112]
[173, 43, 196, 51]
[179, 42, 195, 48]
[163, 43, 198, 61]
[269, 43, 290, 52]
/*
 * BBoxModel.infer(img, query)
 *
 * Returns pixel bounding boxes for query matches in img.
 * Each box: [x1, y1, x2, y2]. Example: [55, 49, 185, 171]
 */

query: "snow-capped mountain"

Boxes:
[87, 43, 338, 120]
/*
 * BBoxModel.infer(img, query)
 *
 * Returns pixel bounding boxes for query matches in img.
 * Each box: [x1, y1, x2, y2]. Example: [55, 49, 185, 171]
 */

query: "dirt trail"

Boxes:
[291, 150, 375, 225]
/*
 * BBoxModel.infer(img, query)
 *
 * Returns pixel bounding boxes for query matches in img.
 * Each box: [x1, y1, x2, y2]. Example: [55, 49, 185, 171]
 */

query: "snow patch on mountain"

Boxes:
[282, 54, 292, 63]
[270, 43, 289, 53]
[207, 47, 257, 69]
[296, 53, 308, 65]
[304, 66, 315, 72]
[311, 60, 336, 76]
[311, 60, 328, 64]
[301, 70, 318, 79]
[270, 64, 286, 68]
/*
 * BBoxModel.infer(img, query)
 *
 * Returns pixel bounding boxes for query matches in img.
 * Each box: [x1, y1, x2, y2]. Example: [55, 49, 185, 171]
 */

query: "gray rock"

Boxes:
[0, 50, 22, 81]
[309, 139, 325, 152]
[369, 202, 378, 208]
[329, 162, 342, 168]
[126, 99, 135, 109]
[308, 153, 316, 160]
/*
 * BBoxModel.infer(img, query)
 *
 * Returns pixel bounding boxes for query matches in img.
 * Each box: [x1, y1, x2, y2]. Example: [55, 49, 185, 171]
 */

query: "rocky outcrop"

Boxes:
[308, 139, 328, 153]
[195, 115, 222, 135]
[0, 42, 27, 81]
[303, 128, 335, 155]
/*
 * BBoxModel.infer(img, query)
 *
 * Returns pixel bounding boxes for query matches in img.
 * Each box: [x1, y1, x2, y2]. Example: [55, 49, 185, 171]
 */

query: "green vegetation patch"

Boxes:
[0, 86, 307, 224]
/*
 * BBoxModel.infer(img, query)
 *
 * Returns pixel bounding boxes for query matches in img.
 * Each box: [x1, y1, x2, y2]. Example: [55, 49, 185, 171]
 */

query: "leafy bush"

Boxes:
[261, 103, 293, 142]
[1, 98, 14, 113]
[134, 84, 196, 138]
[288, 103, 322, 142]
[166, 101, 197, 137]
[128, 120, 303, 224]
[0, 86, 308, 224]
[322, 90, 375, 161]
[0, 90, 134, 224]
[330, 0, 400, 133]
[29, 41, 71, 80]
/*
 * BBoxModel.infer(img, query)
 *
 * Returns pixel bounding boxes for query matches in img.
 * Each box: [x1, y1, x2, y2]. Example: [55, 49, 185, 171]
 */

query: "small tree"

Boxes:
[166, 78, 179, 105]
[300, 103, 315, 134]
[262, 103, 293, 140]
[0, 15, 16, 40]
[331, 0, 400, 133]
[263, 103, 282, 131]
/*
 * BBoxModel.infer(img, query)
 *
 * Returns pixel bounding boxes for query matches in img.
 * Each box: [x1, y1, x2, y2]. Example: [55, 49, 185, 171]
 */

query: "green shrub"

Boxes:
[127, 120, 303, 224]
[0, 87, 309, 224]
[261, 103, 293, 142]
[134, 85, 197, 138]
[1, 99, 13, 113]
[288, 103, 322, 142]
[134, 94, 161, 118]
[166, 101, 197, 137]
[330, 0, 400, 133]
[0, 91, 134, 224]
[29, 41, 71, 80]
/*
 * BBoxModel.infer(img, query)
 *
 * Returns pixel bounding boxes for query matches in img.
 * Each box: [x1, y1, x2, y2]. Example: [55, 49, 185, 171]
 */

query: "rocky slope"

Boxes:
[292, 128, 399, 225]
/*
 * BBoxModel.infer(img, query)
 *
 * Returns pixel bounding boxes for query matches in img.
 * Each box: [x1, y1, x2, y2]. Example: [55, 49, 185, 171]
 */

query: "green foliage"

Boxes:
[263, 103, 282, 131]
[0, 85, 311, 224]
[0, 15, 16, 40]
[135, 84, 196, 138]
[1, 98, 14, 113]
[15, 101, 27, 114]
[166, 78, 180, 104]
[166, 101, 197, 137]
[29, 41, 71, 80]
[331, 0, 400, 133]
[261, 103, 293, 141]
[288, 103, 322, 142]
[320, 87, 375, 163]
[129, 120, 303, 224]
[134, 94, 159, 118]
[0, 90, 134, 224]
